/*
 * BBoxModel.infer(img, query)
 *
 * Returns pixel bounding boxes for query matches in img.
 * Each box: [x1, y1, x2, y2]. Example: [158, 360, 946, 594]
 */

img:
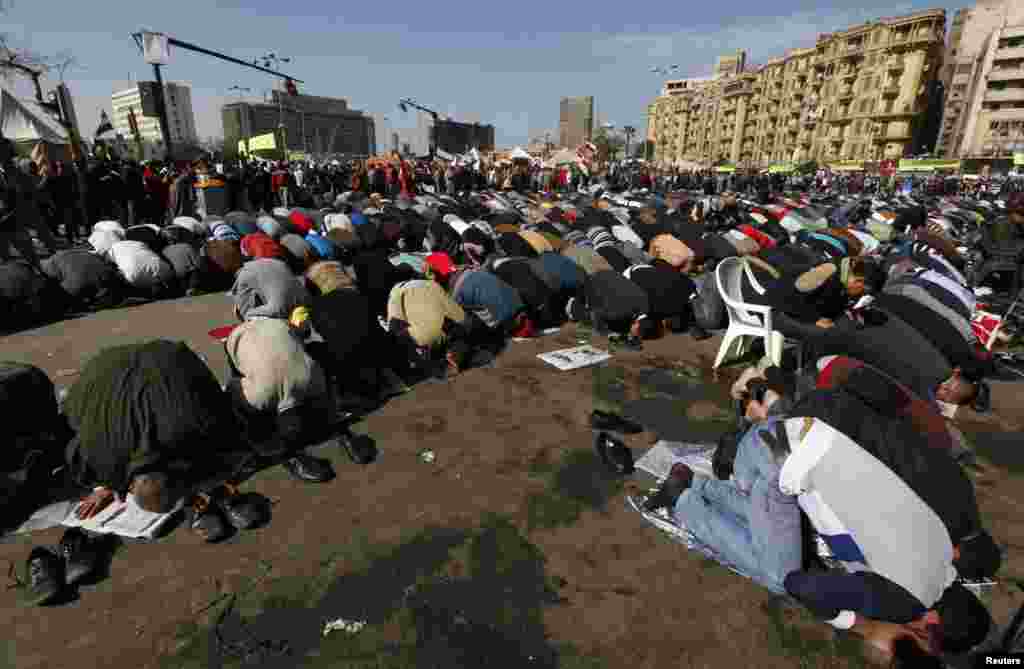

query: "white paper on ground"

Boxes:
[634, 441, 717, 480]
[536, 345, 611, 371]
[16, 493, 183, 540]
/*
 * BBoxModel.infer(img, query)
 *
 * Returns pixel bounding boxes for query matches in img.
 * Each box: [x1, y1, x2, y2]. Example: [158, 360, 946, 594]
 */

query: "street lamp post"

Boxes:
[398, 98, 439, 159]
[255, 53, 292, 160]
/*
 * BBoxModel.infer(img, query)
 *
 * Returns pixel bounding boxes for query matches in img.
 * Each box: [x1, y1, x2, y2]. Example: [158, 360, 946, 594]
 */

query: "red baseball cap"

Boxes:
[426, 252, 456, 278]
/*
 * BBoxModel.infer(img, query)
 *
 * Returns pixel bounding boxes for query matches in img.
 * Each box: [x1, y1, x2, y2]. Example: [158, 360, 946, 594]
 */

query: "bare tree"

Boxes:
[0, 0, 78, 98]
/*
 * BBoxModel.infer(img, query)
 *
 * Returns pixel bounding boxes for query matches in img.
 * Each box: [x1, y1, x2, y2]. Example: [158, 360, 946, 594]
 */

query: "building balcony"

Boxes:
[723, 82, 755, 97]
[874, 104, 918, 119]
[838, 86, 854, 100]
[882, 84, 901, 97]
[993, 47, 1024, 62]
[886, 56, 905, 71]
[988, 68, 1024, 83]
[985, 88, 1024, 102]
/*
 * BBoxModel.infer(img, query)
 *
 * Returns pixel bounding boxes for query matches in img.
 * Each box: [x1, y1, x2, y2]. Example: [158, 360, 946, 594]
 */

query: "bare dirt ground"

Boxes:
[0, 293, 1021, 669]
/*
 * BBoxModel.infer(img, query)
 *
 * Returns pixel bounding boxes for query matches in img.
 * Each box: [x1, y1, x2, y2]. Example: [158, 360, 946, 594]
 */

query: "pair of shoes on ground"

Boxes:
[283, 433, 378, 478]
[186, 484, 273, 544]
[24, 527, 107, 606]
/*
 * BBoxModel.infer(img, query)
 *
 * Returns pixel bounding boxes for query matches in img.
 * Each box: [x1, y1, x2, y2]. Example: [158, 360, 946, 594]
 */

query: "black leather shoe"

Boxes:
[282, 454, 335, 483]
[594, 432, 635, 475]
[59, 528, 101, 587]
[25, 547, 63, 606]
[643, 463, 694, 512]
[590, 410, 644, 434]
[336, 432, 378, 465]
[217, 492, 272, 530]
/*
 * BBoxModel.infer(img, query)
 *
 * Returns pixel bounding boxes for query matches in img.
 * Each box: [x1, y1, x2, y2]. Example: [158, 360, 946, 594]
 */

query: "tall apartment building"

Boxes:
[111, 82, 199, 146]
[647, 9, 947, 167]
[559, 96, 594, 149]
[935, 0, 1024, 158]
[957, 26, 1024, 159]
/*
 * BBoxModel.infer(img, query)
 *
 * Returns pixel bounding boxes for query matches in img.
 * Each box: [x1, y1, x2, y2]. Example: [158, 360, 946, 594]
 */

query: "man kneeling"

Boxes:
[224, 317, 339, 485]
[644, 415, 991, 665]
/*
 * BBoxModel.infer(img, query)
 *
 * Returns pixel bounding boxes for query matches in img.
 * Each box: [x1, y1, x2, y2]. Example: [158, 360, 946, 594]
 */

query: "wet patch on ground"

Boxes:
[160, 517, 598, 669]
[525, 450, 624, 532]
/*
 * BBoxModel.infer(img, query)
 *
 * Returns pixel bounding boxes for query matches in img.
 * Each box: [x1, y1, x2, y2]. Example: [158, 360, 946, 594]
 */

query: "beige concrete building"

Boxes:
[957, 26, 1024, 159]
[935, 0, 1024, 158]
[646, 8, 946, 167]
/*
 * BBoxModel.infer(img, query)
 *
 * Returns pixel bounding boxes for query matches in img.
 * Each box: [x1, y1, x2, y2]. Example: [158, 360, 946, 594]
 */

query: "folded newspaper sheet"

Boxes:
[16, 493, 184, 540]
[537, 345, 611, 371]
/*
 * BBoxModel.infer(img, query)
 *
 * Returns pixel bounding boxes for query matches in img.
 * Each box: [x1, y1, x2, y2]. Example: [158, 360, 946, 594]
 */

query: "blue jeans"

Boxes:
[673, 417, 803, 594]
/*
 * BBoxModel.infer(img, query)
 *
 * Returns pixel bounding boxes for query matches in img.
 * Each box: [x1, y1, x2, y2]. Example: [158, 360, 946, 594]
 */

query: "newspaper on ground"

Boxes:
[16, 493, 184, 540]
[537, 345, 611, 371]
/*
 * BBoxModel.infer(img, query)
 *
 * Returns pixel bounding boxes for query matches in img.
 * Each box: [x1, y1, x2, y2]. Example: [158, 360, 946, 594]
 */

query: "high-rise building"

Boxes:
[221, 91, 376, 160]
[955, 26, 1024, 159]
[111, 82, 199, 146]
[646, 8, 947, 166]
[935, 0, 1024, 158]
[559, 96, 594, 148]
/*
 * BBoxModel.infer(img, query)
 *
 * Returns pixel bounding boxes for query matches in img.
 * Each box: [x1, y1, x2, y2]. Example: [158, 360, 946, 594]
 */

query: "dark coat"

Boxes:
[63, 340, 234, 496]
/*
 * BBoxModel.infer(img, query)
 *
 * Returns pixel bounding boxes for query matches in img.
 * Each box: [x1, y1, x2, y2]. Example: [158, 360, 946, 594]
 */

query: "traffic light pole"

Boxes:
[151, 64, 175, 161]
[132, 32, 304, 163]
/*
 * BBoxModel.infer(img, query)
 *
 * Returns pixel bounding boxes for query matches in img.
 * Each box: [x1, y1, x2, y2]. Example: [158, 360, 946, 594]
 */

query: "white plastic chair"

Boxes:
[713, 257, 799, 369]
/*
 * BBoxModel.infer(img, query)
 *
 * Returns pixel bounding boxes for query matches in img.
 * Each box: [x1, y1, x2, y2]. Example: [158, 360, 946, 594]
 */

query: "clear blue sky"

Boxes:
[2, 0, 960, 148]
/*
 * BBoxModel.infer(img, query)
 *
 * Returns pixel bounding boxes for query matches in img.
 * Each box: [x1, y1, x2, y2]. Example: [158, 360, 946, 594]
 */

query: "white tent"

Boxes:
[509, 146, 531, 161]
[0, 88, 68, 146]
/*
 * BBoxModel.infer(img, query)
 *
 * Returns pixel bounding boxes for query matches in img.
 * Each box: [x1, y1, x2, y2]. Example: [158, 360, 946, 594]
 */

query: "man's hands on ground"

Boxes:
[76, 487, 116, 519]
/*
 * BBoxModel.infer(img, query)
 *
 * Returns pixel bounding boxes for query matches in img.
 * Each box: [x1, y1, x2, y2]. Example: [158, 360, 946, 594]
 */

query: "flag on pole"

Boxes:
[94, 110, 114, 138]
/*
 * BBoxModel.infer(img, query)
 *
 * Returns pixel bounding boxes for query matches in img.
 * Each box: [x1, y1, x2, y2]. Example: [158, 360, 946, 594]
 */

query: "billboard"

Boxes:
[248, 132, 277, 151]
